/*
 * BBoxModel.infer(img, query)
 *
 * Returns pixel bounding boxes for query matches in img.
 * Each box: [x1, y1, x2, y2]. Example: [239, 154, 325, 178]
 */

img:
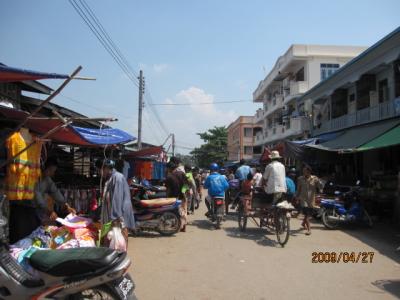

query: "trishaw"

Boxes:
[237, 188, 293, 247]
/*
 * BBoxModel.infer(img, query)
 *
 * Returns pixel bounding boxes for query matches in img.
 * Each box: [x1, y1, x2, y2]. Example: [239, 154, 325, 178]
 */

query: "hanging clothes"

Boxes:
[5, 130, 42, 201]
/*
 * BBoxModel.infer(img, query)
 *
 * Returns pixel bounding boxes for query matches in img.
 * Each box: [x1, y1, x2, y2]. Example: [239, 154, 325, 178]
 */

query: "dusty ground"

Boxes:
[128, 199, 400, 300]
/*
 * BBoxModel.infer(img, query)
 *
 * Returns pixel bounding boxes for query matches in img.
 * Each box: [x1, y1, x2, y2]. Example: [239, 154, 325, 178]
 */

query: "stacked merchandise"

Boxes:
[9, 213, 126, 277]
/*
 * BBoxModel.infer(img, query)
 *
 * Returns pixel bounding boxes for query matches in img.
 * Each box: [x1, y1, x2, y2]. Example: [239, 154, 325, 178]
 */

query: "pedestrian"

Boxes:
[252, 167, 263, 188]
[34, 157, 76, 224]
[184, 165, 198, 214]
[227, 168, 235, 181]
[165, 160, 188, 232]
[96, 159, 136, 246]
[262, 151, 287, 204]
[235, 159, 251, 183]
[295, 165, 323, 235]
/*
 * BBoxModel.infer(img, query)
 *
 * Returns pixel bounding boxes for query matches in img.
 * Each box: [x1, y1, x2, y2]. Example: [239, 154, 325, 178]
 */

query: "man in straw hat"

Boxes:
[263, 150, 287, 204]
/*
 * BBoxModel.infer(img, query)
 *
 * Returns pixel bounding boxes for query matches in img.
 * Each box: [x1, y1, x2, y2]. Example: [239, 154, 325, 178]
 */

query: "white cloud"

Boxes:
[174, 86, 237, 125]
[153, 63, 169, 73]
[236, 80, 248, 91]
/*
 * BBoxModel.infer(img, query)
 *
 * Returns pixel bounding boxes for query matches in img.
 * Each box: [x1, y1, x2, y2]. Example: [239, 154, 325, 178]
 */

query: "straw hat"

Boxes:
[269, 150, 282, 160]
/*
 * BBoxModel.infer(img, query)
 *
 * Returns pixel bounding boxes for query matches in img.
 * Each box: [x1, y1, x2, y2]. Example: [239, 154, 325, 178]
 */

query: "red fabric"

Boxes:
[124, 146, 163, 158]
[133, 161, 153, 180]
[0, 106, 91, 146]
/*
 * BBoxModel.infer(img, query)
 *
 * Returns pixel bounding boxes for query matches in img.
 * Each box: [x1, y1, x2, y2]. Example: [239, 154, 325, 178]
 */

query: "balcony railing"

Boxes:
[258, 117, 310, 144]
[313, 98, 400, 136]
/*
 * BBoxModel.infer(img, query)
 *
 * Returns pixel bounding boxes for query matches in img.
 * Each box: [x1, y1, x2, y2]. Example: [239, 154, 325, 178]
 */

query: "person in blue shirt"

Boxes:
[235, 159, 251, 182]
[285, 168, 296, 203]
[204, 163, 229, 216]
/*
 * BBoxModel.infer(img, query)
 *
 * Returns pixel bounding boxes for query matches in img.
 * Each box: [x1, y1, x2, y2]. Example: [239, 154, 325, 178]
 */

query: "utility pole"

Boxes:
[137, 70, 145, 150]
[172, 133, 175, 157]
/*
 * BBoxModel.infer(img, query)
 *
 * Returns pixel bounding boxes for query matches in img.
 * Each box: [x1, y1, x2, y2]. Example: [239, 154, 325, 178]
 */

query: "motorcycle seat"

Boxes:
[140, 198, 176, 207]
[29, 247, 120, 277]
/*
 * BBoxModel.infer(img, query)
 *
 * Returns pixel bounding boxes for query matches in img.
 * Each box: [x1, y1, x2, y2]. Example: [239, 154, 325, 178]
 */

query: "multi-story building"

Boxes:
[252, 44, 367, 151]
[297, 27, 400, 222]
[227, 116, 262, 161]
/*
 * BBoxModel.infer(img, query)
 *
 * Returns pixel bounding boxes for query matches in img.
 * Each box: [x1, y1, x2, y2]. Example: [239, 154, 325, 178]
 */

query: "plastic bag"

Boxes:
[107, 226, 127, 252]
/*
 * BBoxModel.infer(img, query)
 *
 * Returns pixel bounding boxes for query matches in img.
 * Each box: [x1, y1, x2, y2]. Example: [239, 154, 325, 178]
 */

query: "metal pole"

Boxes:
[137, 70, 144, 150]
[172, 133, 175, 157]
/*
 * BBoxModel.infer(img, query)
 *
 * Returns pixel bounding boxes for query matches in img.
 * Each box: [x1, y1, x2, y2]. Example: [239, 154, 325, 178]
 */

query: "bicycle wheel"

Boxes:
[238, 203, 247, 232]
[275, 209, 290, 247]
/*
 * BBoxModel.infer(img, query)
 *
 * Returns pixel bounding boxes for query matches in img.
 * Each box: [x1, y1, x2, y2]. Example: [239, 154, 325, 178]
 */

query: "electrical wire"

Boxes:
[69, 0, 139, 88]
[149, 100, 254, 106]
[69, 0, 171, 143]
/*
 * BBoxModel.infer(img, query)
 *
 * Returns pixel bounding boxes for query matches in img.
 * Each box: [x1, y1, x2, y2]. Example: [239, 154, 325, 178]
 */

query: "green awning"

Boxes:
[307, 118, 400, 152]
[358, 124, 400, 151]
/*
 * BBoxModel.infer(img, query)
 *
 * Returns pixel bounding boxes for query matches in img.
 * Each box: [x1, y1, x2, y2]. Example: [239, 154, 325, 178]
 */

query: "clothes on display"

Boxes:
[5, 129, 42, 201]
[60, 187, 100, 215]
[129, 160, 166, 180]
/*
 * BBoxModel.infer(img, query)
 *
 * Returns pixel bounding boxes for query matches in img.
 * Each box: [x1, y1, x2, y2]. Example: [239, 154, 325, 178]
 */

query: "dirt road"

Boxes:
[128, 202, 400, 300]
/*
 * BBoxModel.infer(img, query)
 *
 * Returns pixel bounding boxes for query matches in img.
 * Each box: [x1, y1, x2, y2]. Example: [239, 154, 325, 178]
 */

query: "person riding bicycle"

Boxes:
[204, 163, 229, 217]
[262, 151, 287, 204]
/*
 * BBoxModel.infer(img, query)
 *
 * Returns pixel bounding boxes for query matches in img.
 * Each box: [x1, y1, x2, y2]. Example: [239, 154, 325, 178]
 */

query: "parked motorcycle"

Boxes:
[320, 181, 373, 229]
[132, 184, 182, 235]
[206, 196, 225, 229]
[0, 244, 136, 299]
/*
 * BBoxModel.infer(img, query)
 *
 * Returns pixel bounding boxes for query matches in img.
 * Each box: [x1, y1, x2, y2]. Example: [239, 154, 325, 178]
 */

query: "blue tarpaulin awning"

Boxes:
[71, 126, 135, 145]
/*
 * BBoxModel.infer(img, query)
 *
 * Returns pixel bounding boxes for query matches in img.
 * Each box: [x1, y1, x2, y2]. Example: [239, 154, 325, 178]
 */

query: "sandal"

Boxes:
[305, 231, 311, 235]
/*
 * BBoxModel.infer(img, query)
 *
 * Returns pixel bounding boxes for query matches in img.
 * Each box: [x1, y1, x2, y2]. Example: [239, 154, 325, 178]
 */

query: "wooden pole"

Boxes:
[0, 66, 82, 145]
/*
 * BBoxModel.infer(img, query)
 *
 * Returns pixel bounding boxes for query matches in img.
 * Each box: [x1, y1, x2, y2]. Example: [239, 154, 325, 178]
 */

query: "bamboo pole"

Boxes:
[0, 66, 82, 146]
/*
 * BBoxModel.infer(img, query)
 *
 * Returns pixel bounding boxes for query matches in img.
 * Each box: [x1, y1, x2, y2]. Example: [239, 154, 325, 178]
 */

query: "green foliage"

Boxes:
[190, 126, 227, 168]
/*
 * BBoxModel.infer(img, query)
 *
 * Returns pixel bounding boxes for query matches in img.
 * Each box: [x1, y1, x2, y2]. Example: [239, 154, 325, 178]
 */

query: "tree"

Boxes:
[190, 126, 227, 168]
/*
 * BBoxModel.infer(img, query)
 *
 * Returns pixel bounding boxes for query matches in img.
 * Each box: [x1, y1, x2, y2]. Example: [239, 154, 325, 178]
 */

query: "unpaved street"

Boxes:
[128, 202, 400, 300]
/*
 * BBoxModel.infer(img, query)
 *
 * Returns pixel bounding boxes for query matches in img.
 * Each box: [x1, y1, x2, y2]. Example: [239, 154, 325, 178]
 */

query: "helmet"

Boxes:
[95, 159, 115, 169]
[210, 163, 219, 172]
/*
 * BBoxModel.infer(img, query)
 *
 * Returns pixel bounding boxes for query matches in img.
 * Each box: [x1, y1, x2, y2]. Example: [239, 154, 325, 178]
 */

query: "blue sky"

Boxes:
[0, 0, 399, 153]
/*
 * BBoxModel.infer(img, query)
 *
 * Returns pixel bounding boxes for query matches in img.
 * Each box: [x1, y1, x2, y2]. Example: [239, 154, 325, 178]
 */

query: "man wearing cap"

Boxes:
[263, 150, 287, 204]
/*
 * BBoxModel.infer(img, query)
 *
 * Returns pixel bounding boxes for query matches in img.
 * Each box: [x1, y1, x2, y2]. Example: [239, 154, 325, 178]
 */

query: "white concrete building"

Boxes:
[252, 44, 367, 150]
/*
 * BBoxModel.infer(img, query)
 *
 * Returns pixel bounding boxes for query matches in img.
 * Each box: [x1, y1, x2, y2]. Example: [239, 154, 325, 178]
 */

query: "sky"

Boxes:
[0, 0, 399, 154]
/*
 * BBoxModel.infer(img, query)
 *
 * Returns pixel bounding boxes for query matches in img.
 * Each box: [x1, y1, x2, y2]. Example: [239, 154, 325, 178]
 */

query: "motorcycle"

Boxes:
[320, 181, 373, 229]
[132, 184, 182, 236]
[0, 194, 137, 299]
[206, 196, 225, 229]
[225, 179, 241, 214]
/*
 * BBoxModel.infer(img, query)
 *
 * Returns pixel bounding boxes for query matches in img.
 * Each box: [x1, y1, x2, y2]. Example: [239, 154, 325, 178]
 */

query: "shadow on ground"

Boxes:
[337, 221, 400, 263]
[223, 226, 281, 248]
[372, 279, 400, 299]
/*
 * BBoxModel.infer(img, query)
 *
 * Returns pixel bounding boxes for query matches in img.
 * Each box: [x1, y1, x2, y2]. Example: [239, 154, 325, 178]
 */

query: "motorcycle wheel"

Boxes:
[322, 208, 340, 229]
[362, 208, 373, 228]
[238, 204, 247, 232]
[275, 210, 290, 247]
[216, 216, 222, 229]
[71, 286, 130, 300]
[158, 211, 181, 236]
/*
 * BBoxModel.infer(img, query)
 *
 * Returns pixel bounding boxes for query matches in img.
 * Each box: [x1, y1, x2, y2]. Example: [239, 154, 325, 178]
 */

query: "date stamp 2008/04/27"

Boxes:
[312, 252, 375, 264]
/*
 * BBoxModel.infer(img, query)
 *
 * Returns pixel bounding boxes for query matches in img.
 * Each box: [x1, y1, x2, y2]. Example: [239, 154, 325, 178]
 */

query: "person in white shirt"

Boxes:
[252, 167, 263, 188]
[263, 151, 287, 204]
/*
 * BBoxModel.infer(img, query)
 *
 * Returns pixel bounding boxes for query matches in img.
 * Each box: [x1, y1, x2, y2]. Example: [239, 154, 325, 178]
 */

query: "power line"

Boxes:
[70, 0, 172, 143]
[69, 0, 139, 88]
[150, 100, 254, 106]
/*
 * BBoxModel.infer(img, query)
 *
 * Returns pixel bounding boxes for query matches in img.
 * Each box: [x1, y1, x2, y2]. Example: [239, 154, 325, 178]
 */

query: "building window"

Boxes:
[295, 67, 305, 81]
[349, 93, 355, 102]
[244, 146, 253, 155]
[244, 128, 253, 137]
[320, 64, 340, 81]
